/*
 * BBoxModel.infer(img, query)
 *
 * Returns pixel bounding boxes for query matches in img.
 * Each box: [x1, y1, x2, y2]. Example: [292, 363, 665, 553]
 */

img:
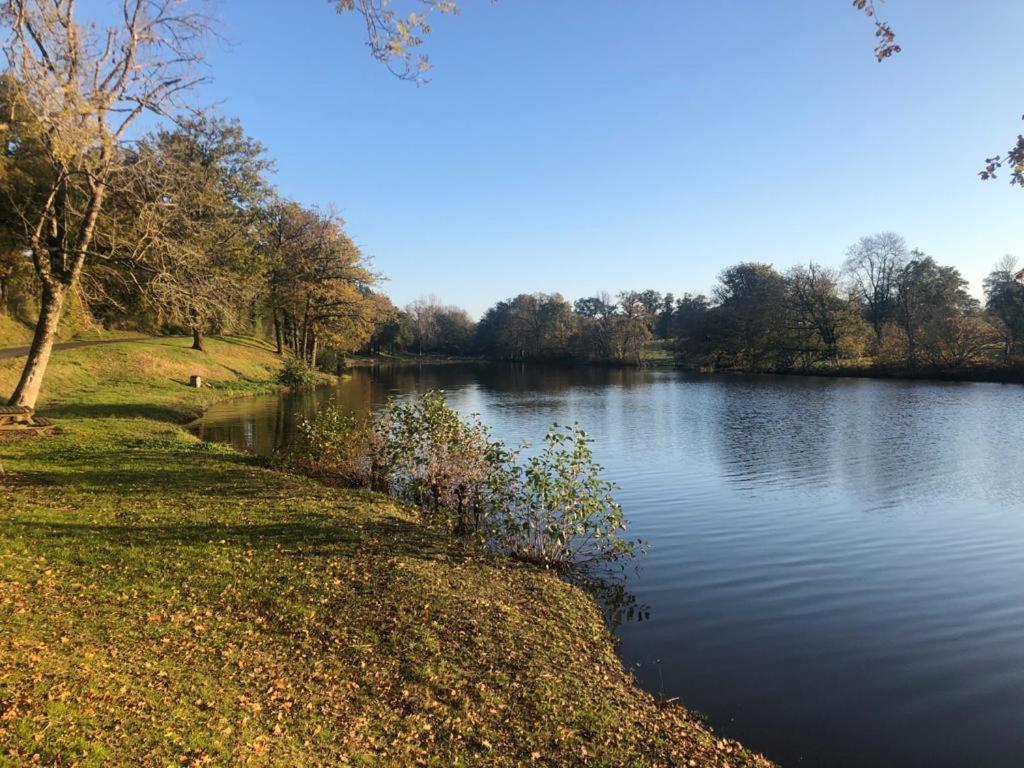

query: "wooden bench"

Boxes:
[0, 406, 54, 433]
[0, 405, 34, 428]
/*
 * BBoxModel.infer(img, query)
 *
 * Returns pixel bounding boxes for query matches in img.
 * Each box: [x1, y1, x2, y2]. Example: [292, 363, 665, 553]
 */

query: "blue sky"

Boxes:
[199, 0, 1024, 317]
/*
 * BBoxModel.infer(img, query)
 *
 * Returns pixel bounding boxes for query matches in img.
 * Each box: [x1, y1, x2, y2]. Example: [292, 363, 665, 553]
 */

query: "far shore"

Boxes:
[343, 350, 1024, 386]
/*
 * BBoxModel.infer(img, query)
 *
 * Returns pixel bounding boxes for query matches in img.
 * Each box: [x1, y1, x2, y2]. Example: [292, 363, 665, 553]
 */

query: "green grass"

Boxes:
[0, 315, 35, 347]
[0, 335, 284, 422]
[0, 315, 146, 350]
[0, 336, 772, 767]
[641, 339, 676, 365]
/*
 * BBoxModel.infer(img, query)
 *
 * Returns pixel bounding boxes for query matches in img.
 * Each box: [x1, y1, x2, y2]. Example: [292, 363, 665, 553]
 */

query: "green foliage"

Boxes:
[276, 355, 317, 388]
[280, 391, 642, 570]
[373, 391, 511, 535]
[277, 406, 373, 485]
[496, 424, 643, 570]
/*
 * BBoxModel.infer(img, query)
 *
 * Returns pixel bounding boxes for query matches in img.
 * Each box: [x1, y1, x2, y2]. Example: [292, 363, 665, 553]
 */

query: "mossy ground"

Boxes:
[0, 337, 772, 767]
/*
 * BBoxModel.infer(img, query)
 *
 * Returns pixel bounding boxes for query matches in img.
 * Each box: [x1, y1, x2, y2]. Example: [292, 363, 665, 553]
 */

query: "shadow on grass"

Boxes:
[40, 402, 199, 423]
[2, 514, 459, 562]
[215, 335, 276, 353]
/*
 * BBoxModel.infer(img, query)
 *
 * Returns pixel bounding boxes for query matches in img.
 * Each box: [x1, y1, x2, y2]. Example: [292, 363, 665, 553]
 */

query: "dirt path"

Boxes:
[0, 336, 149, 360]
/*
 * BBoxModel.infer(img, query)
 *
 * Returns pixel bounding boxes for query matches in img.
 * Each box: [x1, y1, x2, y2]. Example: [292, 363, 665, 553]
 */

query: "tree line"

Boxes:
[376, 233, 1024, 376]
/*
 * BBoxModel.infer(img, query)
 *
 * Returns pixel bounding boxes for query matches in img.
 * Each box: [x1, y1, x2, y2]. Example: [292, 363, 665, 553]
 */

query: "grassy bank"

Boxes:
[0, 335, 284, 422]
[0, 337, 772, 767]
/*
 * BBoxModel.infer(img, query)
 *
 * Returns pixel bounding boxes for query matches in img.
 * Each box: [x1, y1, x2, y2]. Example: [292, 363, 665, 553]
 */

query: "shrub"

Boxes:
[495, 424, 642, 570]
[277, 406, 373, 485]
[374, 391, 512, 536]
[277, 355, 317, 387]
[278, 390, 642, 572]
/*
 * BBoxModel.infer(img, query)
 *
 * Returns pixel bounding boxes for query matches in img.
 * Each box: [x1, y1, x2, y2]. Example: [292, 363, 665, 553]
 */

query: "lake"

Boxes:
[191, 363, 1024, 767]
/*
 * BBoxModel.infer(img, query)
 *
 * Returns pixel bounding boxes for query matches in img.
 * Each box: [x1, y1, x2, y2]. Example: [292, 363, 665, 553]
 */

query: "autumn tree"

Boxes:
[617, 291, 654, 365]
[573, 293, 620, 361]
[332, 0, 461, 82]
[364, 296, 414, 354]
[670, 293, 714, 365]
[266, 202, 377, 364]
[122, 116, 271, 351]
[711, 262, 791, 371]
[1, 0, 211, 408]
[893, 252, 974, 366]
[983, 256, 1024, 358]
[786, 263, 864, 366]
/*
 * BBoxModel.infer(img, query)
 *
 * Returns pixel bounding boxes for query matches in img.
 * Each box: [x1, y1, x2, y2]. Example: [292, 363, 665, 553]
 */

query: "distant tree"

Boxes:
[786, 263, 864, 366]
[573, 293, 619, 361]
[712, 262, 791, 370]
[535, 293, 577, 358]
[670, 293, 714, 365]
[634, 289, 662, 324]
[921, 315, 1000, 370]
[475, 298, 510, 357]
[267, 202, 377, 364]
[617, 291, 654, 365]
[893, 253, 974, 366]
[407, 295, 442, 353]
[365, 299, 414, 354]
[983, 256, 1024, 358]
[475, 293, 575, 360]
[655, 292, 675, 339]
[432, 304, 476, 354]
[406, 295, 476, 355]
[843, 232, 909, 342]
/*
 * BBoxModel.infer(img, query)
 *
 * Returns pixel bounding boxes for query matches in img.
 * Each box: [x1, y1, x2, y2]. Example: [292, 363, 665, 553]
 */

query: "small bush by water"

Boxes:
[276, 355, 318, 387]
[278, 390, 643, 571]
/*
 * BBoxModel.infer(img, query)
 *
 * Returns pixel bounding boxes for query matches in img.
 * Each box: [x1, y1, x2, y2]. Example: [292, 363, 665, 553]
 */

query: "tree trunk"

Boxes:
[309, 334, 318, 368]
[8, 281, 66, 409]
[192, 327, 205, 352]
[273, 310, 283, 355]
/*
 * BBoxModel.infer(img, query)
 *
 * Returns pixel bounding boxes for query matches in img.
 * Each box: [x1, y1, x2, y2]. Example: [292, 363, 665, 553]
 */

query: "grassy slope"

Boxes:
[0, 338, 772, 767]
[0, 315, 35, 347]
[0, 314, 147, 350]
[0, 336, 283, 422]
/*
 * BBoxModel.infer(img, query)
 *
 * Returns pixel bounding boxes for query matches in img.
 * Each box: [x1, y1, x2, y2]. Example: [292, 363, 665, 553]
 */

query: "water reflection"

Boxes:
[191, 364, 1024, 768]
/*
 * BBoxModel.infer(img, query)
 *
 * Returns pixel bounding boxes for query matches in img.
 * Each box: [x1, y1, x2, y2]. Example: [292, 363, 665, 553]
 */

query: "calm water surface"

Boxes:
[191, 364, 1024, 767]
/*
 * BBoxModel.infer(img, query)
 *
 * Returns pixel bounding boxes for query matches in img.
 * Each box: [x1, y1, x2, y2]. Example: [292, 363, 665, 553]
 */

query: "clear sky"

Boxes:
[198, 0, 1024, 317]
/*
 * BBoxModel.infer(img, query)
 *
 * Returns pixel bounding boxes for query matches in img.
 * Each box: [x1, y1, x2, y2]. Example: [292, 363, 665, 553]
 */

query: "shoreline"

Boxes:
[350, 351, 1024, 386]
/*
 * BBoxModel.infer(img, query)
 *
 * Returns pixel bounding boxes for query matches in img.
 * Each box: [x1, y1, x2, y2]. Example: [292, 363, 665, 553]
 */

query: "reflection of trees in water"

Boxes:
[713, 377, 845, 490]
[569, 570, 651, 632]
[711, 375, 979, 507]
[470, 363, 653, 395]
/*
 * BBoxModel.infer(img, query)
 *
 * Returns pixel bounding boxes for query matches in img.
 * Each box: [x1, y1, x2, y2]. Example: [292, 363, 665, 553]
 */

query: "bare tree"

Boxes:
[843, 231, 908, 342]
[2, 0, 212, 408]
